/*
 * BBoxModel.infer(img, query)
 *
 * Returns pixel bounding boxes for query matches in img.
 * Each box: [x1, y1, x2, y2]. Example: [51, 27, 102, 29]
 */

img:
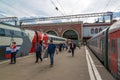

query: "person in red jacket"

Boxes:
[10, 42, 17, 64]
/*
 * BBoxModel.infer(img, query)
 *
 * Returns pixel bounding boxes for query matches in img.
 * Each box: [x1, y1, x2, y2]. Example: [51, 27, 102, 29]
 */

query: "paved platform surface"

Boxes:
[0, 46, 115, 80]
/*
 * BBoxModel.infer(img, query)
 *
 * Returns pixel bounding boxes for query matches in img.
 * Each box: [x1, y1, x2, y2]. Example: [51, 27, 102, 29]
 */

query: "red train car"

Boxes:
[108, 22, 120, 79]
[87, 20, 120, 79]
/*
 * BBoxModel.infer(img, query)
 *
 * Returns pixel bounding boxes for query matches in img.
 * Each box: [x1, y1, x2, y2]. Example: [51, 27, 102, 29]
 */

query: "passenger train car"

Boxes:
[0, 23, 67, 61]
[87, 20, 120, 79]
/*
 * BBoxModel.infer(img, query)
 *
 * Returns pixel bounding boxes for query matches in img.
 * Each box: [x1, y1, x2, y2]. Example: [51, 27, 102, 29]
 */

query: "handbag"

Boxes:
[43, 48, 48, 58]
[68, 49, 71, 53]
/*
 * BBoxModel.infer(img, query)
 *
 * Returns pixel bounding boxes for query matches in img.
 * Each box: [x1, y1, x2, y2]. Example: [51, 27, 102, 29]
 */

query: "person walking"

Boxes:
[10, 42, 17, 64]
[70, 41, 76, 57]
[59, 43, 62, 52]
[48, 40, 58, 66]
[35, 41, 43, 63]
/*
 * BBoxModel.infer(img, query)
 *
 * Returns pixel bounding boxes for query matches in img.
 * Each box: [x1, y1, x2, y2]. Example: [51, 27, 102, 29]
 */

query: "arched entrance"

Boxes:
[46, 31, 57, 36]
[63, 30, 78, 40]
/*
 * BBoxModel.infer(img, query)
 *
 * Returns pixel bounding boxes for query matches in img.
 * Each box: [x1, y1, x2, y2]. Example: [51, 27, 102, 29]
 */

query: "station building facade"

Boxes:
[83, 23, 112, 42]
[22, 21, 83, 42]
[22, 21, 116, 43]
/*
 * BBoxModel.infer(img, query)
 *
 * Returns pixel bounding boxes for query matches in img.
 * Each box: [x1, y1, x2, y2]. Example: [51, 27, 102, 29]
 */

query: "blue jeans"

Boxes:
[49, 53, 54, 65]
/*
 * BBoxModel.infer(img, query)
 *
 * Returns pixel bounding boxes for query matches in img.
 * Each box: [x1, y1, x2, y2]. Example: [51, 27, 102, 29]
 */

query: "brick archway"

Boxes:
[46, 30, 58, 36]
[62, 29, 79, 40]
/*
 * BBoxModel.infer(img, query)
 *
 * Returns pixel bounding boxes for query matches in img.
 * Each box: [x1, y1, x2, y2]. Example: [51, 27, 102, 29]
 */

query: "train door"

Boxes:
[117, 38, 120, 79]
[0, 47, 6, 60]
[109, 38, 118, 78]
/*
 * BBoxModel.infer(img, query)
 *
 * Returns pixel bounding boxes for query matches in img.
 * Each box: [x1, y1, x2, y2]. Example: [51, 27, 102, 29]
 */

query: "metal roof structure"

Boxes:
[0, 17, 18, 22]
[20, 12, 113, 22]
[0, 12, 113, 26]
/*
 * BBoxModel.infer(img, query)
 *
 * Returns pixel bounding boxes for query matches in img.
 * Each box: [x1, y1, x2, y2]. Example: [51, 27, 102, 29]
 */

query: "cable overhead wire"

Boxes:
[89, 1, 106, 23]
[0, 1, 34, 18]
[69, 0, 101, 23]
[69, 0, 80, 14]
[0, 13, 6, 18]
[100, 0, 114, 23]
[103, 0, 112, 12]
[68, 0, 82, 22]
[113, 4, 120, 11]
[50, 0, 64, 16]
[112, 4, 120, 20]
[89, 0, 111, 23]
[56, 0, 66, 15]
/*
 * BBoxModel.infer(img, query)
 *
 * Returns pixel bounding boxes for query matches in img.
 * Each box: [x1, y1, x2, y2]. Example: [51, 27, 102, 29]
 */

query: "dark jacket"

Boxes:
[36, 44, 42, 52]
[70, 43, 76, 49]
[48, 44, 56, 54]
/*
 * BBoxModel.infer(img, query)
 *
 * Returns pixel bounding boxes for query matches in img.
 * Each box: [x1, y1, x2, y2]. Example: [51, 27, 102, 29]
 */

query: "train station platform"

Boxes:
[0, 46, 115, 80]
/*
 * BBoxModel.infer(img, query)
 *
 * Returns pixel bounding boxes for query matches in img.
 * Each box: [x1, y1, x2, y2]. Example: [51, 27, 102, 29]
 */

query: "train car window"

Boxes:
[95, 28, 98, 33]
[51, 37, 54, 40]
[99, 28, 102, 32]
[95, 38, 98, 47]
[21, 32, 27, 37]
[100, 39, 102, 51]
[108, 39, 110, 54]
[5, 29, 11, 36]
[118, 38, 120, 65]
[14, 31, 22, 37]
[48, 37, 51, 40]
[10, 30, 14, 36]
[91, 28, 94, 34]
[21, 32, 24, 37]
[49, 37, 53, 41]
[101, 38, 105, 53]
[0, 28, 5, 36]
[54, 38, 56, 41]
[111, 39, 115, 53]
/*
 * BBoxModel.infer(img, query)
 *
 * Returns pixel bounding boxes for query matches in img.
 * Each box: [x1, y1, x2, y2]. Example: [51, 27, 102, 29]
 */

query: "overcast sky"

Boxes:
[0, 0, 120, 23]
